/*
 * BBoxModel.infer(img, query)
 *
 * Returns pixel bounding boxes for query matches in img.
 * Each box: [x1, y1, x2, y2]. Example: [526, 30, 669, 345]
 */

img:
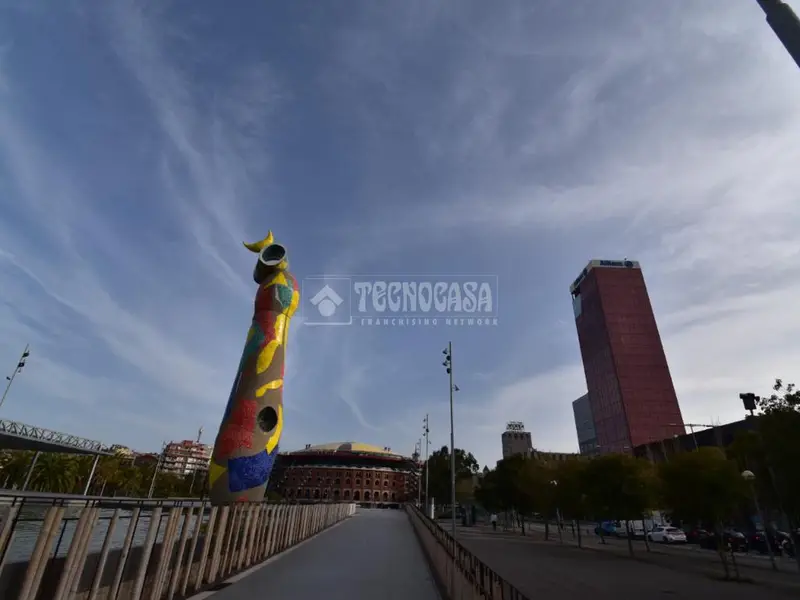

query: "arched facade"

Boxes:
[267, 442, 419, 506]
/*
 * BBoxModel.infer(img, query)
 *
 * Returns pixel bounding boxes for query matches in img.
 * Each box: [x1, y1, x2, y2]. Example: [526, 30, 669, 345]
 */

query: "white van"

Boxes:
[616, 520, 647, 539]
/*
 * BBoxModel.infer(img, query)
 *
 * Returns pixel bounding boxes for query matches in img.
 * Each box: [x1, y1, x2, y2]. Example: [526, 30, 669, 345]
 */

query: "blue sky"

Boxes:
[2, 1, 800, 469]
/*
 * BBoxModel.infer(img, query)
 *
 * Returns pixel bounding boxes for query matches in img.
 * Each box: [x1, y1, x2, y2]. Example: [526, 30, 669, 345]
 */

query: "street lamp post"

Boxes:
[551, 479, 563, 543]
[423, 414, 430, 517]
[148, 442, 166, 499]
[0, 345, 31, 413]
[742, 469, 778, 571]
[415, 438, 422, 506]
[442, 342, 459, 595]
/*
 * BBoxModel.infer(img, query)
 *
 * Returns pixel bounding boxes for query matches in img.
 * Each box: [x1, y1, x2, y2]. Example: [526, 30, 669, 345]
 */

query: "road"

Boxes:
[477, 521, 799, 573]
[453, 524, 800, 598]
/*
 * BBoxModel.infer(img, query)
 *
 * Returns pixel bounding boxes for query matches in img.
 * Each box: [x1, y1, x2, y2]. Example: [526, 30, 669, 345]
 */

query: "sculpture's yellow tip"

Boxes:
[243, 231, 274, 253]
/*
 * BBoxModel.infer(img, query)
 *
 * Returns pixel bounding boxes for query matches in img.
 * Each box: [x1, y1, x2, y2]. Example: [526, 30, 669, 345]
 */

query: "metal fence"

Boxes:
[0, 491, 355, 600]
[406, 504, 530, 600]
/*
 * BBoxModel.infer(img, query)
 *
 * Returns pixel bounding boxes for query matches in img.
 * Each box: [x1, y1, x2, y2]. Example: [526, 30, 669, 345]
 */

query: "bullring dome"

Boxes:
[287, 441, 403, 457]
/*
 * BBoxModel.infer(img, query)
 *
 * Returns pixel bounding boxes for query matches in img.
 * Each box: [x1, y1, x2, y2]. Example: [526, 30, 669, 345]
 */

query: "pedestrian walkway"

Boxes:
[199, 508, 441, 600]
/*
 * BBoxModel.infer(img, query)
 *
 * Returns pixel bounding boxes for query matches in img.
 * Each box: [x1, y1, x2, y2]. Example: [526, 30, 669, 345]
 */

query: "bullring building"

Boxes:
[267, 442, 419, 506]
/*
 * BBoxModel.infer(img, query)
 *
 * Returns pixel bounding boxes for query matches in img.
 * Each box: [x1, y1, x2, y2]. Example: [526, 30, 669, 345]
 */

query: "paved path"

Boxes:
[206, 508, 440, 600]
[454, 526, 799, 598]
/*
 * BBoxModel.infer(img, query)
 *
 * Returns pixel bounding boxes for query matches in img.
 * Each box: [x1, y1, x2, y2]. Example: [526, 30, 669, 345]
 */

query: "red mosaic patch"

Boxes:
[215, 399, 257, 459]
[259, 314, 277, 344]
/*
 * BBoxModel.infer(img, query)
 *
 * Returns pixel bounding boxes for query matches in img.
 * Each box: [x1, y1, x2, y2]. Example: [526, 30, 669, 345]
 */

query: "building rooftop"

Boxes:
[286, 442, 404, 458]
[570, 259, 641, 294]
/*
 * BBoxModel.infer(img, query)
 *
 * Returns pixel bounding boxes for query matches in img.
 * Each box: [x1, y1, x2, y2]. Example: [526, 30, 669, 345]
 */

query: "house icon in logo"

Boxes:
[309, 285, 344, 317]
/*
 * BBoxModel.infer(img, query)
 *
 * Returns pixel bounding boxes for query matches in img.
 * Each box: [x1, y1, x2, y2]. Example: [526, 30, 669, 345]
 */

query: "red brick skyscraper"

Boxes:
[570, 259, 684, 454]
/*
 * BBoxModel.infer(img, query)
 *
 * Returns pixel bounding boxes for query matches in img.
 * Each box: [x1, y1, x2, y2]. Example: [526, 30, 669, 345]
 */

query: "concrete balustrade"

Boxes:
[0, 498, 355, 600]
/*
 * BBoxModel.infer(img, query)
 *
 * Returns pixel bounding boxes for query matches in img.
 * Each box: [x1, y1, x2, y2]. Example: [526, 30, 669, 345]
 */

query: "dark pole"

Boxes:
[0, 345, 30, 413]
[758, 0, 800, 69]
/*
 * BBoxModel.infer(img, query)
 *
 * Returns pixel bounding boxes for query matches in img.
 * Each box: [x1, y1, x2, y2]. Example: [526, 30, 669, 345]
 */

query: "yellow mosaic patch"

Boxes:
[266, 404, 283, 454]
[256, 379, 283, 396]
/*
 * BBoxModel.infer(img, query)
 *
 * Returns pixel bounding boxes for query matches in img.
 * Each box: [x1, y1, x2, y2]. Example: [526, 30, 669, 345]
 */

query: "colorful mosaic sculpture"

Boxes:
[209, 231, 299, 504]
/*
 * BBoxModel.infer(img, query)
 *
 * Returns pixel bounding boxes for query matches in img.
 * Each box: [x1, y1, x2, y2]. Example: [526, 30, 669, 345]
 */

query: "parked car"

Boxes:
[749, 530, 796, 556]
[648, 526, 687, 544]
[684, 528, 710, 545]
[698, 529, 748, 552]
[595, 521, 617, 537]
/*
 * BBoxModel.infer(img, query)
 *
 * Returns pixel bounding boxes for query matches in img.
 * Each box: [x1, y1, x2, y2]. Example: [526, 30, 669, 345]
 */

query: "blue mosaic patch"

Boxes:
[275, 284, 294, 310]
[227, 449, 277, 493]
[221, 371, 242, 424]
[238, 323, 265, 372]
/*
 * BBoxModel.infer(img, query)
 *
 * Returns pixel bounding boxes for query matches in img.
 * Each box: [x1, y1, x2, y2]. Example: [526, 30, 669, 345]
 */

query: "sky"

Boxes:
[1, 1, 800, 470]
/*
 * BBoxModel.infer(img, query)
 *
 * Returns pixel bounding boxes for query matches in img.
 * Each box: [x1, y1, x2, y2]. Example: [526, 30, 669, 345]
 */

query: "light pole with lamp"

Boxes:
[442, 343, 459, 595]
[423, 414, 431, 517]
[415, 438, 422, 506]
[0, 345, 31, 412]
[550, 479, 563, 543]
[742, 469, 778, 571]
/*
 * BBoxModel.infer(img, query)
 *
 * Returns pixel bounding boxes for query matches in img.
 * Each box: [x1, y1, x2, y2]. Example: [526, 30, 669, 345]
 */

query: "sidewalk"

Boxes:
[205, 508, 440, 600]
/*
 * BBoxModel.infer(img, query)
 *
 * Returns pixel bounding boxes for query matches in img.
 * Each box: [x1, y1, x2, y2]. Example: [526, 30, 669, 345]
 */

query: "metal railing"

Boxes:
[406, 504, 530, 600]
[0, 492, 355, 600]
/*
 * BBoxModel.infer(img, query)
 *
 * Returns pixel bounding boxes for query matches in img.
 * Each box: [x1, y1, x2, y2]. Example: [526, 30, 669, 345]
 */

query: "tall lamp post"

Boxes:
[423, 414, 430, 517]
[0, 345, 31, 412]
[550, 479, 563, 543]
[415, 438, 423, 506]
[742, 469, 778, 571]
[442, 342, 459, 595]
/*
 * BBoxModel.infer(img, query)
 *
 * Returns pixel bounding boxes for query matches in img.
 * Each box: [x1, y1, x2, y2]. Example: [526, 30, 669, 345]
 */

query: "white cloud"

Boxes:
[3, 0, 800, 472]
[0, 3, 284, 449]
[313, 0, 800, 468]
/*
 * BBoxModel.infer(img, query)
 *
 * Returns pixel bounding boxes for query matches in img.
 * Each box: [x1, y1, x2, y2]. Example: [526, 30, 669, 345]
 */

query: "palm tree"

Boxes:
[31, 453, 78, 493]
[0, 450, 35, 488]
[94, 457, 123, 496]
[0, 450, 209, 498]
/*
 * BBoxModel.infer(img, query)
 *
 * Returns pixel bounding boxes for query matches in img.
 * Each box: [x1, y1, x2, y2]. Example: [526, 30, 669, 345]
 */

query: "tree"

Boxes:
[524, 459, 558, 539]
[0, 450, 208, 498]
[658, 447, 747, 578]
[727, 431, 778, 513]
[759, 378, 800, 413]
[474, 469, 502, 513]
[475, 456, 555, 536]
[0, 450, 35, 488]
[455, 476, 476, 504]
[494, 455, 538, 534]
[423, 446, 479, 508]
[581, 454, 655, 556]
[30, 453, 79, 493]
[755, 380, 800, 525]
[552, 459, 589, 547]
